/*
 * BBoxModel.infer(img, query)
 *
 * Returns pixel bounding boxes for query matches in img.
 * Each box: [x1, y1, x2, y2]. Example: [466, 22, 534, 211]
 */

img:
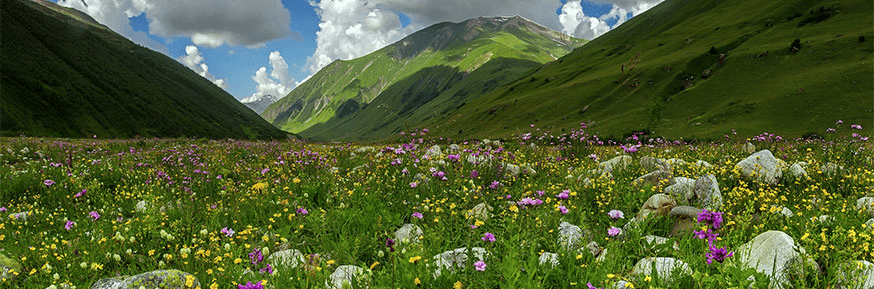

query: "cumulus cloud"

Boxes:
[178, 45, 227, 89]
[57, 0, 167, 53]
[59, 0, 298, 49]
[559, 0, 663, 39]
[246, 51, 296, 101]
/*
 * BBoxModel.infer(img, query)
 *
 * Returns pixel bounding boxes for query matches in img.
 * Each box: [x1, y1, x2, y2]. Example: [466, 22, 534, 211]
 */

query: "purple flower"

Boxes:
[259, 263, 274, 274]
[447, 154, 460, 162]
[116, 216, 124, 223]
[89, 211, 100, 221]
[238, 281, 264, 289]
[249, 248, 264, 264]
[411, 212, 423, 219]
[482, 232, 496, 242]
[697, 209, 725, 229]
[44, 179, 56, 186]
[505, 194, 512, 199]
[470, 170, 478, 179]
[0, 207, 6, 212]
[852, 124, 863, 130]
[608, 210, 624, 220]
[474, 260, 487, 271]
[705, 245, 734, 265]
[64, 220, 75, 230]
[556, 190, 570, 200]
[409, 182, 418, 188]
[260, 168, 270, 174]
[489, 181, 501, 189]
[296, 207, 308, 215]
[558, 206, 568, 214]
[693, 229, 718, 241]
[607, 227, 621, 237]
[837, 120, 844, 125]
[386, 237, 396, 252]
[221, 227, 235, 237]
[587, 282, 603, 289]
[588, 154, 599, 162]
[536, 190, 545, 196]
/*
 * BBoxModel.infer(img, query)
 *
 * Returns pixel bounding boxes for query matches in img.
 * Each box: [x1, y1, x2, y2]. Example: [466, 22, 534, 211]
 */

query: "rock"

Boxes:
[0, 252, 22, 280]
[666, 158, 687, 166]
[742, 142, 757, 154]
[643, 235, 679, 251]
[599, 155, 632, 174]
[503, 163, 521, 178]
[425, 145, 442, 159]
[468, 203, 493, 221]
[865, 218, 874, 229]
[558, 222, 590, 251]
[327, 265, 369, 289]
[635, 194, 676, 221]
[135, 201, 148, 213]
[693, 174, 723, 210]
[466, 154, 491, 165]
[669, 206, 701, 220]
[633, 170, 673, 187]
[664, 177, 695, 204]
[735, 231, 817, 289]
[539, 252, 560, 267]
[586, 241, 603, 257]
[816, 215, 835, 225]
[788, 163, 808, 178]
[694, 160, 713, 167]
[857, 198, 874, 217]
[432, 247, 489, 277]
[394, 224, 423, 244]
[835, 260, 874, 289]
[736, 150, 783, 185]
[640, 157, 671, 172]
[670, 218, 698, 237]
[354, 146, 375, 153]
[822, 162, 844, 177]
[778, 206, 794, 218]
[520, 164, 537, 176]
[90, 269, 199, 289]
[268, 249, 305, 269]
[631, 257, 692, 283]
[447, 144, 461, 152]
[7, 211, 29, 221]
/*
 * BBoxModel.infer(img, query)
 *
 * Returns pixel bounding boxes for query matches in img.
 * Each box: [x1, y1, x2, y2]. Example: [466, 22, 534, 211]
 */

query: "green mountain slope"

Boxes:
[1, 0, 287, 140]
[262, 16, 585, 141]
[427, 0, 873, 141]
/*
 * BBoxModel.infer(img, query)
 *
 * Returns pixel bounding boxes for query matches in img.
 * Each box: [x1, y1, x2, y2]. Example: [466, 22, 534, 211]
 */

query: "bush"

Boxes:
[790, 39, 802, 53]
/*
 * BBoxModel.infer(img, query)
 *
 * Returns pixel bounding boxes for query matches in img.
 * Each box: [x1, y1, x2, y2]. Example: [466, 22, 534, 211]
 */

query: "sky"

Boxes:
[50, 0, 664, 102]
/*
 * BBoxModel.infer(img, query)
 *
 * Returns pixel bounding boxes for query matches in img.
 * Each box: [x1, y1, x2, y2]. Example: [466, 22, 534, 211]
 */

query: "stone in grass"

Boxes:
[394, 224, 423, 244]
[635, 193, 677, 221]
[640, 156, 671, 172]
[326, 265, 370, 289]
[835, 260, 874, 289]
[425, 145, 442, 159]
[694, 160, 713, 167]
[865, 218, 874, 229]
[267, 249, 305, 270]
[90, 269, 199, 289]
[734, 231, 818, 289]
[431, 247, 489, 278]
[539, 252, 560, 267]
[632, 170, 673, 187]
[599, 155, 632, 174]
[468, 203, 493, 221]
[788, 163, 808, 178]
[693, 174, 723, 210]
[643, 235, 680, 252]
[742, 142, 757, 154]
[736, 150, 782, 186]
[586, 241, 603, 257]
[822, 162, 844, 177]
[857, 197, 874, 217]
[0, 252, 23, 280]
[558, 222, 591, 251]
[631, 257, 692, 284]
[503, 163, 521, 178]
[664, 177, 695, 204]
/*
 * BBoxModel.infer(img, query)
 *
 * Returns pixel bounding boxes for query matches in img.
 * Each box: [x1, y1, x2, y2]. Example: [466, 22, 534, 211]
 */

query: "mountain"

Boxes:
[241, 94, 279, 114]
[426, 0, 873, 141]
[262, 16, 585, 141]
[1, 0, 287, 140]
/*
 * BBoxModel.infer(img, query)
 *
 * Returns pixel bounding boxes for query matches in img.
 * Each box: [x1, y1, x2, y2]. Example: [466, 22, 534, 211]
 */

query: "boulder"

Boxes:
[432, 247, 489, 277]
[835, 260, 874, 289]
[631, 257, 692, 283]
[586, 241, 603, 257]
[742, 142, 757, 154]
[633, 170, 673, 187]
[539, 252, 560, 267]
[558, 222, 590, 251]
[640, 156, 671, 172]
[694, 160, 713, 167]
[736, 150, 782, 185]
[90, 270, 199, 289]
[669, 206, 701, 220]
[267, 249, 305, 269]
[425, 145, 442, 159]
[503, 163, 521, 178]
[664, 177, 695, 204]
[643, 235, 680, 252]
[666, 158, 687, 166]
[635, 194, 677, 221]
[857, 197, 874, 217]
[822, 162, 844, 177]
[788, 163, 808, 178]
[468, 203, 493, 221]
[394, 224, 423, 244]
[0, 252, 22, 280]
[735, 231, 817, 289]
[693, 174, 723, 210]
[599, 155, 632, 174]
[327, 265, 369, 289]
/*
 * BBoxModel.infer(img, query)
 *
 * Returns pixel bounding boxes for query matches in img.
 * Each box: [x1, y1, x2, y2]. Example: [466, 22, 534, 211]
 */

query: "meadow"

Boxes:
[0, 123, 871, 289]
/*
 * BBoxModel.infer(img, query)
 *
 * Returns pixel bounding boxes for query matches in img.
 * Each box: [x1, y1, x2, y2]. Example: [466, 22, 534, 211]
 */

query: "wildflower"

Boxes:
[410, 182, 418, 188]
[447, 154, 460, 162]
[607, 227, 621, 237]
[482, 232, 496, 242]
[489, 181, 501, 189]
[454, 281, 463, 289]
[588, 154, 598, 161]
[409, 256, 422, 263]
[238, 281, 264, 289]
[837, 120, 844, 125]
[558, 206, 568, 214]
[44, 179, 55, 186]
[474, 260, 487, 271]
[470, 170, 478, 179]
[852, 124, 863, 130]
[185, 275, 195, 287]
[412, 212, 423, 219]
[74, 189, 86, 198]
[705, 245, 733, 265]
[414, 277, 421, 286]
[249, 248, 264, 264]
[89, 211, 100, 221]
[608, 210, 624, 220]
[296, 207, 308, 215]
[259, 263, 273, 274]
[587, 282, 604, 289]
[370, 261, 380, 270]
[696, 209, 724, 229]
[386, 238, 396, 252]
[64, 220, 75, 230]
[0, 207, 5, 212]
[556, 190, 570, 199]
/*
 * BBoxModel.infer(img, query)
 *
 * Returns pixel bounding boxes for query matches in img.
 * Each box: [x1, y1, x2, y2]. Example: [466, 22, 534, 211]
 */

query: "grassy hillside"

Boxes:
[424, 0, 873, 141]
[0, 0, 287, 140]
[262, 16, 585, 140]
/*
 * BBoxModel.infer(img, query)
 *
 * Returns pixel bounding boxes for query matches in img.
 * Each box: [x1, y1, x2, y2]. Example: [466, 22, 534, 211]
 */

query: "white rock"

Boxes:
[135, 201, 148, 213]
[857, 197, 874, 217]
[631, 257, 692, 283]
[742, 142, 757, 154]
[788, 163, 808, 178]
[539, 252, 560, 267]
[599, 155, 632, 173]
[635, 194, 676, 221]
[586, 241, 603, 257]
[432, 247, 489, 278]
[268, 249, 305, 270]
[693, 174, 723, 210]
[558, 222, 587, 251]
[90, 270, 199, 289]
[835, 260, 874, 289]
[695, 160, 713, 167]
[503, 163, 521, 178]
[736, 150, 782, 185]
[394, 224, 423, 244]
[468, 203, 493, 221]
[327, 265, 369, 289]
[822, 162, 844, 177]
[664, 177, 695, 203]
[735, 231, 817, 289]
[425, 145, 442, 158]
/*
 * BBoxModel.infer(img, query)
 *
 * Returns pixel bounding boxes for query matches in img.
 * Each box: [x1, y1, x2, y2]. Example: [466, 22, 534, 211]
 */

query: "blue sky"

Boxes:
[50, 0, 663, 101]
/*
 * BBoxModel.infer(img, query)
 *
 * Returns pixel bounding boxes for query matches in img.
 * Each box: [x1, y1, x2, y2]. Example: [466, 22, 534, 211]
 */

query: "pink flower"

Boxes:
[411, 212, 423, 219]
[409, 182, 417, 188]
[474, 260, 486, 271]
[74, 189, 86, 198]
[221, 227, 235, 237]
[482, 232, 496, 242]
[558, 206, 568, 214]
[556, 190, 569, 199]
[89, 211, 100, 221]
[64, 220, 75, 230]
[607, 227, 621, 237]
[44, 179, 55, 186]
[296, 207, 308, 215]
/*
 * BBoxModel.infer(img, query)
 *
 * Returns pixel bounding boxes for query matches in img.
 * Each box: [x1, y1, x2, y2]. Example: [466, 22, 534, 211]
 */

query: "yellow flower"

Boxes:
[644, 275, 652, 282]
[210, 283, 219, 289]
[414, 278, 421, 286]
[454, 281, 463, 289]
[234, 258, 242, 264]
[575, 254, 582, 260]
[369, 261, 380, 270]
[624, 282, 635, 288]
[251, 182, 267, 190]
[607, 274, 616, 279]
[185, 275, 195, 287]
[327, 259, 336, 265]
[474, 220, 484, 227]
[293, 178, 301, 184]
[409, 256, 422, 263]
[262, 235, 270, 242]
[149, 249, 155, 256]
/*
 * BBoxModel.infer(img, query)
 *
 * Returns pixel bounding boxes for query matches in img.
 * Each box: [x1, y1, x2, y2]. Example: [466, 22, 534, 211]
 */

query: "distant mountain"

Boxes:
[241, 94, 279, 114]
[427, 0, 873, 140]
[1, 0, 287, 140]
[262, 16, 585, 141]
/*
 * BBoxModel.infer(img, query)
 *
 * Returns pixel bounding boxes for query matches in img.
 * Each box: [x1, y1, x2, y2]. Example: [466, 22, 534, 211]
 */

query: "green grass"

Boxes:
[1, 126, 871, 288]
[0, 0, 286, 140]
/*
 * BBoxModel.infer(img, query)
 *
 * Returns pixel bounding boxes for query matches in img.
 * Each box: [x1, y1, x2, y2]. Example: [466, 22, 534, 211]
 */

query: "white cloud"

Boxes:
[246, 51, 296, 101]
[559, 0, 663, 39]
[58, 0, 298, 49]
[57, 0, 167, 53]
[178, 45, 227, 89]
